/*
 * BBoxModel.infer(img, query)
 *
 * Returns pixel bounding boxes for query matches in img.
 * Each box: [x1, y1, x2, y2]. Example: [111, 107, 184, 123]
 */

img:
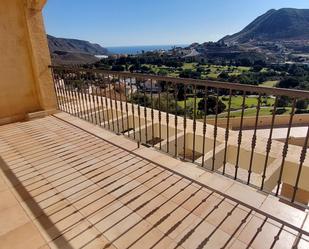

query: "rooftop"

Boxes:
[0, 113, 309, 249]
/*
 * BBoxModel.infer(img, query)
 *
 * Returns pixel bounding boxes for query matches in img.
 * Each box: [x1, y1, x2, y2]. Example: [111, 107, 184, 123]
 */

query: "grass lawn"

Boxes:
[178, 97, 203, 109]
[178, 96, 275, 113]
[140, 63, 253, 80]
[182, 63, 197, 70]
[214, 107, 291, 118]
[220, 96, 275, 110]
[260, 80, 279, 87]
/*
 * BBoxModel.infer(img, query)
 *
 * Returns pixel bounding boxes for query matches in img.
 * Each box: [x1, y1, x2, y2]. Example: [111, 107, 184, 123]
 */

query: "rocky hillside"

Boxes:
[47, 35, 108, 65]
[220, 8, 309, 44]
[48, 35, 108, 55]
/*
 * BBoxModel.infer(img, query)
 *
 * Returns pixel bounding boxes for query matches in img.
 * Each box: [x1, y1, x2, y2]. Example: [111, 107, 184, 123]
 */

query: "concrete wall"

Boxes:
[0, 0, 56, 124]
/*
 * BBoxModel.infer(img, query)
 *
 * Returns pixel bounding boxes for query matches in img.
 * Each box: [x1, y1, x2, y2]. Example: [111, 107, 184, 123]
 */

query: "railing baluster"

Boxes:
[81, 75, 90, 121]
[247, 94, 261, 185]
[73, 76, 82, 119]
[76, 71, 84, 119]
[59, 71, 68, 113]
[292, 125, 309, 202]
[192, 84, 197, 163]
[94, 82, 102, 126]
[71, 75, 79, 116]
[143, 79, 148, 143]
[51, 68, 61, 110]
[76, 71, 85, 119]
[201, 86, 208, 167]
[129, 77, 136, 139]
[123, 77, 130, 137]
[276, 98, 297, 196]
[136, 77, 142, 144]
[261, 96, 278, 190]
[183, 84, 187, 160]
[118, 76, 125, 133]
[72, 76, 80, 117]
[166, 82, 170, 153]
[212, 88, 219, 171]
[151, 79, 155, 147]
[103, 74, 110, 129]
[64, 72, 74, 115]
[86, 74, 95, 123]
[98, 76, 106, 128]
[158, 83, 162, 150]
[108, 74, 115, 131]
[57, 71, 66, 112]
[174, 83, 178, 157]
[61, 71, 70, 113]
[234, 91, 246, 180]
[90, 79, 99, 125]
[112, 75, 120, 133]
[223, 89, 232, 175]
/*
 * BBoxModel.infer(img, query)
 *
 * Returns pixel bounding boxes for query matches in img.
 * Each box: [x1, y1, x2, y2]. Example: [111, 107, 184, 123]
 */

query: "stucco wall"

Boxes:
[0, 0, 56, 124]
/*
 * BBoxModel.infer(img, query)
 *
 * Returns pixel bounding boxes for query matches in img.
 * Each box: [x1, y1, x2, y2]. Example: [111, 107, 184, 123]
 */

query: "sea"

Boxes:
[106, 44, 188, 55]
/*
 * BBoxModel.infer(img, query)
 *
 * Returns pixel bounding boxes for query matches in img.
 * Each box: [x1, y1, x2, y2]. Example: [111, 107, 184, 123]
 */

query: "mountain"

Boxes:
[48, 35, 108, 55]
[220, 8, 309, 44]
[47, 35, 109, 65]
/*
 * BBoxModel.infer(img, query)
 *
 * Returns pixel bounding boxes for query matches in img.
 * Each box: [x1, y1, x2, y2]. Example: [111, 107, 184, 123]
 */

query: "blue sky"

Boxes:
[43, 0, 309, 47]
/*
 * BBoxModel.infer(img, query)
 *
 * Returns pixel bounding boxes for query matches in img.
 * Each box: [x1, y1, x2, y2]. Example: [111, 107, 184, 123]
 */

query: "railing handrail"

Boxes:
[51, 64, 309, 208]
[49, 65, 309, 98]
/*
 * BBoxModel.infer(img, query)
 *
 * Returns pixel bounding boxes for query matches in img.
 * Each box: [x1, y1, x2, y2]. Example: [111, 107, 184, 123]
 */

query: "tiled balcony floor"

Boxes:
[0, 115, 308, 249]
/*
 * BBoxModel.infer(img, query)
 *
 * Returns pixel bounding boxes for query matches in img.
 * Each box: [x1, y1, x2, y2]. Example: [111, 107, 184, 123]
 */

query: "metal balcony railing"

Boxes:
[50, 65, 309, 207]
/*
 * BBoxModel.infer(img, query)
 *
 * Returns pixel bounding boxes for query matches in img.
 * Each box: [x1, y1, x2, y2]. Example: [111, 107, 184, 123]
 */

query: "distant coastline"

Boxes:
[106, 44, 188, 55]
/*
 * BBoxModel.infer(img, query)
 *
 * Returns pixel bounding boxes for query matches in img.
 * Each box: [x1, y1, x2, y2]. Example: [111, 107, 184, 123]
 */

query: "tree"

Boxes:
[218, 71, 229, 80]
[111, 65, 125, 71]
[198, 96, 226, 115]
[277, 96, 290, 107]
[277, 78, 299, 89]
[157, 69, 168, 76]
[296, 99, 308, 110]
[130, 93, 151, 107]
[153, 93, 184, 115]
[251, 65, 263, 72]
[176, 84, 185, 101]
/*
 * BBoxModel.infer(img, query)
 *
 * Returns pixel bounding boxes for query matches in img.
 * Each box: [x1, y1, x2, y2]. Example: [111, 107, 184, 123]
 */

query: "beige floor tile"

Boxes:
[0, 222, 46, 249]
[20, 196, 71, 220]
[229, 238, 252, 249]
[0, 189, 19, 212]
[107, 218, 167, 249]
[197, 171, 234, 192]
[38, 244, 52, 249]
[76, 190, 117, 217]
[237, 216, 281, 248]
[90, 202, 138, 236]
[0, 173, 8, 192]
[298, 237, 309, 249]
[173, 162, 206, 180]
[174, 219, 230, 249]
[0, 204, 30, 236]
[48, 220, 115, 249]
[33, 205, 84, 242]
[224, 182, 267, 208]
[259, 196, 306, 228]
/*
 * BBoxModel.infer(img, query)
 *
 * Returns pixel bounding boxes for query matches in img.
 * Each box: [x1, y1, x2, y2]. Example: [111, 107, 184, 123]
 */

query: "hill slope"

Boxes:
[48, 35, 108, 55]
[220, 8, 309, 44]
[47, 35, 109, 65]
